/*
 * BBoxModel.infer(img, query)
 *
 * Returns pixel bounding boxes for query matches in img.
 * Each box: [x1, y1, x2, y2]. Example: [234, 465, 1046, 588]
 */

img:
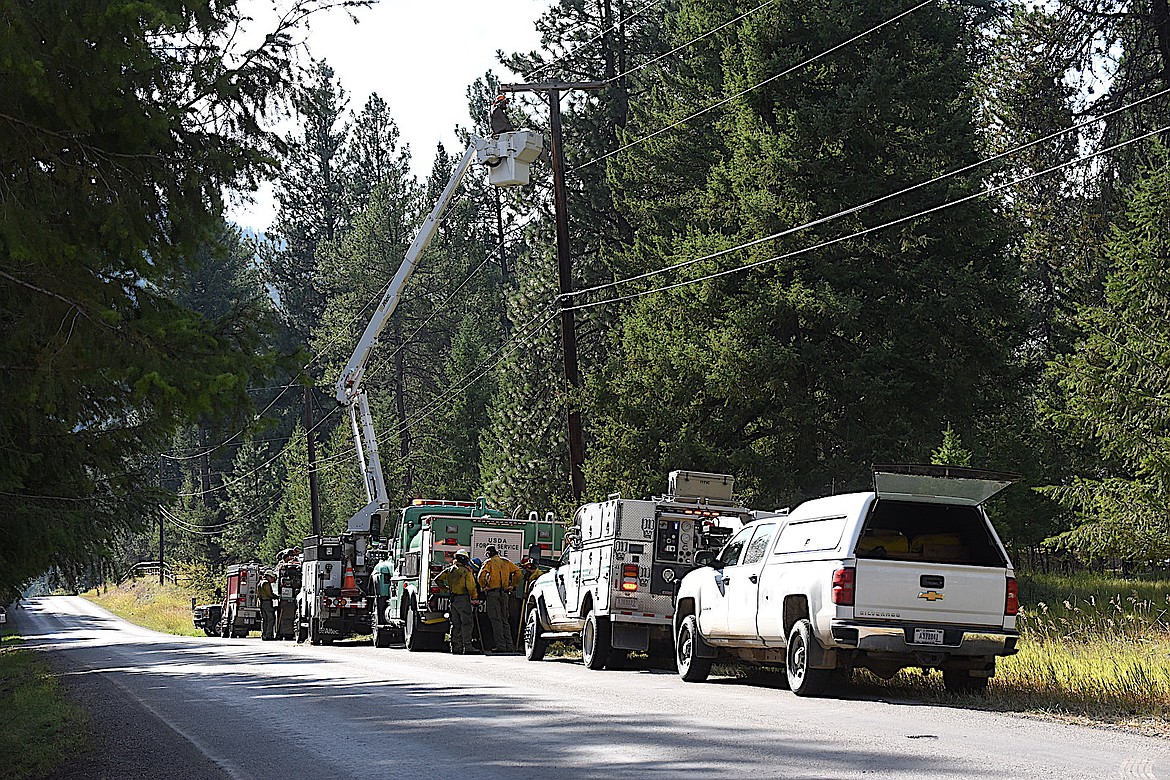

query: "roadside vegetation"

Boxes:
[849, 572, 1170, 731]
[0, 628, 86, 779]
[84, 579, 211, 638]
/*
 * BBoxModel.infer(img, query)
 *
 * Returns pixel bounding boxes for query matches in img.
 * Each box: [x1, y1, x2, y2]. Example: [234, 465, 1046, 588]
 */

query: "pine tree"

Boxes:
[265, 59, 353, 343]
[588, 0, 1022, 507]
[0, 0, 316, 599]
[1042, 150, 1170, 564]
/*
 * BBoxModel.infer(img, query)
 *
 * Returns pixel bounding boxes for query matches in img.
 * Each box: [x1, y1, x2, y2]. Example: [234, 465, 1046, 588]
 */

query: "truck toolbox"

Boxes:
[668, 470, 735, 501]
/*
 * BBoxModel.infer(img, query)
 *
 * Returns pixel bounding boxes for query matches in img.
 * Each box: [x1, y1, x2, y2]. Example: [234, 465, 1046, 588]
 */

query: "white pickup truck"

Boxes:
[673, 464, 1021, 696]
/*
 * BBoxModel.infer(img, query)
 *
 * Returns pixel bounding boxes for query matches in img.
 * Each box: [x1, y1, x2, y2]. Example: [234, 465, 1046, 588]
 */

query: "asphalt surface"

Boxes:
[14, 596, 1170, 779]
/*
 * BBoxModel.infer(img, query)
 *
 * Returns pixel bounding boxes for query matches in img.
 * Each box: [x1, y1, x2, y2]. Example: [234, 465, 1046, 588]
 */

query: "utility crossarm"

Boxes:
[334, 130, 543, 537]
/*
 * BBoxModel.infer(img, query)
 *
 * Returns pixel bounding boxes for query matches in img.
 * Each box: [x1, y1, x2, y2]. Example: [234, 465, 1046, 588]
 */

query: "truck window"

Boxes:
[856, 499, 1007, 566]
[716, 525, 755, 567]
[740, 524, 776, 565]
[773, 516, 848, 555]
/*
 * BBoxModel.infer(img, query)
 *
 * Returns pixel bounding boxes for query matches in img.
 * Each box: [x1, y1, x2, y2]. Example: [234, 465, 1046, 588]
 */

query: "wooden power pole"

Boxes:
[500, 80, 604, 503]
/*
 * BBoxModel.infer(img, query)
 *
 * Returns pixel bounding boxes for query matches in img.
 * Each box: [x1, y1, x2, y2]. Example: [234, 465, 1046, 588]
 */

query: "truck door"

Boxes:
[697, 524, 755, 638]
[543, 547, 572, 625]
[724, 523, 777, 639]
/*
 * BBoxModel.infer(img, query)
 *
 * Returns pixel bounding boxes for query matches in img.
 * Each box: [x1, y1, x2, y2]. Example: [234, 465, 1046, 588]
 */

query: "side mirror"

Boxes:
[694, 550, 717, 568]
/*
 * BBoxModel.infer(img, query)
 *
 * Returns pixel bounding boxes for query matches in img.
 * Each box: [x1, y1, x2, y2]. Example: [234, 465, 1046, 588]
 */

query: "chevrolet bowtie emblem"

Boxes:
[918, 590, 945, 602]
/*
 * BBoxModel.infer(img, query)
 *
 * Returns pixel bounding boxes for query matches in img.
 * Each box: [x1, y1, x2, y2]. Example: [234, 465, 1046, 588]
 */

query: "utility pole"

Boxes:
[158, 455, 165, 585]
[304, 383, 322, 536]
[500, 80, 604, 503]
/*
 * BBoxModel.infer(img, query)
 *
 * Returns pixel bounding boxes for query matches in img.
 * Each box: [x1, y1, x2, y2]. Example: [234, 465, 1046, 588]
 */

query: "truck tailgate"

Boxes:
[854, 560, 1006, 627]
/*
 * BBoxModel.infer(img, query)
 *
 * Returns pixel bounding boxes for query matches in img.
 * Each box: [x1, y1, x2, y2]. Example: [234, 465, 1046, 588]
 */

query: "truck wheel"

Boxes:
[786, 619, 832, 697]
[372, 598, 392, 648]
[582, 611, 611, 670]
[203, 627, 218, 638]
[295, 609, 307, 644]
[943, 669, 990, 695]
[676, 616, 712, 683]
[524, 606, 548, 661]
[404, 606, 427, 652]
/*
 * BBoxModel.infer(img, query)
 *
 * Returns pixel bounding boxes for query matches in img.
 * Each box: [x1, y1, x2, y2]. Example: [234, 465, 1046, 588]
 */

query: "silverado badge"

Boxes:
[917, 590, 945, 602]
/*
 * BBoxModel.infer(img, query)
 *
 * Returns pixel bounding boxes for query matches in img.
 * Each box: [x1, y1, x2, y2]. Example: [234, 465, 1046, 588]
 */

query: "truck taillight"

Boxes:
[1005, 576, 1019, 616]
[831, 567, 855, 606]
[430, 586, 440, 594]
[620, 563, 639, 592]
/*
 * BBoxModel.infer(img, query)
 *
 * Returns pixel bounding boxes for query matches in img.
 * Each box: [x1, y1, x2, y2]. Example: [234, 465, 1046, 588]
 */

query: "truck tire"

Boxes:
[943, 668, 990, 695]
[295, 608, 307, 644]
[404, 606, 429, 652]
[582, 611, 611, 670]
[203, 627, 218, 638]
[524, 606, 548, 661]
[676, 616, 712, 683]
[786, 619, 832, 697]
[372, 598, 392, 648]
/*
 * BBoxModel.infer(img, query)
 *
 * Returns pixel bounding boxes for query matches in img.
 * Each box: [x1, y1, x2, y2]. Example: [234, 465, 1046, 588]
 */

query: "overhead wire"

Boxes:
[523, 0, 670, 81]
[310, 302, 560, 478]
[561, 123, 1170, 314]
[562, 87, 1170, 304]
[607, 0, 778, 85]
[572, 0, 937, 172]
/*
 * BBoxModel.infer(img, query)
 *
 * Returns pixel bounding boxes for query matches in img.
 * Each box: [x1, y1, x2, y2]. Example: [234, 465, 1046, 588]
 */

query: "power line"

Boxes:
[311, 303, 560, 478]
[572, 0, 937, 172]
[608, 0, 778, 85]
[524, 0, 670, 82]
[563, 87, 1170, 304]
[562, 123, 1170, 313]
[173, 402, 341, 498]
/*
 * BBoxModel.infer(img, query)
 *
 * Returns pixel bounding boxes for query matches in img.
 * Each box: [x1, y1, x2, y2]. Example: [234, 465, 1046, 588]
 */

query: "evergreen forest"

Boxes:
[3, 0, 1170, 600]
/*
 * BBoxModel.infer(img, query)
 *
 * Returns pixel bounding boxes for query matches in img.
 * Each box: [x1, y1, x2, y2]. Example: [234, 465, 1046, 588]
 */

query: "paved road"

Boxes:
[15, 596, 1169, 779]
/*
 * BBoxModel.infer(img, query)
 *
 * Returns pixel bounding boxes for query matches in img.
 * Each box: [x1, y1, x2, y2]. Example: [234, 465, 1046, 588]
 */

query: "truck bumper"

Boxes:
[829, 621, 1019, 657]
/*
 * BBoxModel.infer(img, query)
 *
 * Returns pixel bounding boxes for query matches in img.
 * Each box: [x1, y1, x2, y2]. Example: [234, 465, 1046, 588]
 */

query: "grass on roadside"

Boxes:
[83, 579, 210, 637]
[842, 572, 1170, 729]
[0, 628, 86, 780]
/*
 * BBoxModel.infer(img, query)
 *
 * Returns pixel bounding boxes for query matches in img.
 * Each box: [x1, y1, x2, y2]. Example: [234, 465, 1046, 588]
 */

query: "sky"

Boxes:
[225, 0, 548, 232]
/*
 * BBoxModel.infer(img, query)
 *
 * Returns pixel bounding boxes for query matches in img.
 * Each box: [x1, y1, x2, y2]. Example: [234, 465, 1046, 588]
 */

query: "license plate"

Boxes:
[913, 628, 945, 645]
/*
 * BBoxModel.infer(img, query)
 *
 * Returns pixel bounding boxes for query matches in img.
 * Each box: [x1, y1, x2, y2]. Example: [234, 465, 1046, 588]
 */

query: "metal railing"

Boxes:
[117, 561, 176, 585]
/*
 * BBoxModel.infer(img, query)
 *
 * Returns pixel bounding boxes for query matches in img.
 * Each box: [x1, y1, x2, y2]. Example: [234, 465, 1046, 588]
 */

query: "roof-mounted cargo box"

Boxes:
[668, 470, 735, 502]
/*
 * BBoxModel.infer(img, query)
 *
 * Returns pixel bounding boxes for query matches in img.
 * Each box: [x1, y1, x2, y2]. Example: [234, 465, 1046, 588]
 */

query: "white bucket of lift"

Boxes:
[479, 131, 544, 187]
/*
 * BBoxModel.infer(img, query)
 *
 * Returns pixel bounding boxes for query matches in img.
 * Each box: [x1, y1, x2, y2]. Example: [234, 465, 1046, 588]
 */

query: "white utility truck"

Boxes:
[673, 464, 1021, 695]
[523, 471, 752, 669]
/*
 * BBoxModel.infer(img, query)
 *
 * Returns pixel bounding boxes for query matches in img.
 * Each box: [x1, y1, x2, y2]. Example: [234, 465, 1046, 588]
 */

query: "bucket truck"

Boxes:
[295, 129, 544, 645]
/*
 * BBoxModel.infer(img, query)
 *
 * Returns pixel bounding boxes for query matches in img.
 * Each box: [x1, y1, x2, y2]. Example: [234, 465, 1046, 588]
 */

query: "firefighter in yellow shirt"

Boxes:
[477, 545, 521, 653]
[436, 550, 479, 654]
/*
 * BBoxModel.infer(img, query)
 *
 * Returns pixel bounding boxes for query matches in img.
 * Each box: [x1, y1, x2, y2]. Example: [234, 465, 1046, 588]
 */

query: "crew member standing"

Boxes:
[258, 572, 277, 641]
[436, 549, 479, 655]
[488, 94, 516, 135]
[478, 545, 521, 653]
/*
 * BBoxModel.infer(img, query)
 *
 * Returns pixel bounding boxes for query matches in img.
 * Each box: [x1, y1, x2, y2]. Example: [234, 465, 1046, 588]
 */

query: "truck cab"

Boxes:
[674, 464, 1020, 695]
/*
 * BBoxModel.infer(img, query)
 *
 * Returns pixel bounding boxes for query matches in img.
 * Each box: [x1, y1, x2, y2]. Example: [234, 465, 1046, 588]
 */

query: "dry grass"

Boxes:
[83, 579, 214, 637]
[845, 572, 1170, 730]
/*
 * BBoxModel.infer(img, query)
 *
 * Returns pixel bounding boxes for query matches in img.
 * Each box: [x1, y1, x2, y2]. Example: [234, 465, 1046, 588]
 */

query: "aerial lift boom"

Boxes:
[334, 130, 543, 557]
